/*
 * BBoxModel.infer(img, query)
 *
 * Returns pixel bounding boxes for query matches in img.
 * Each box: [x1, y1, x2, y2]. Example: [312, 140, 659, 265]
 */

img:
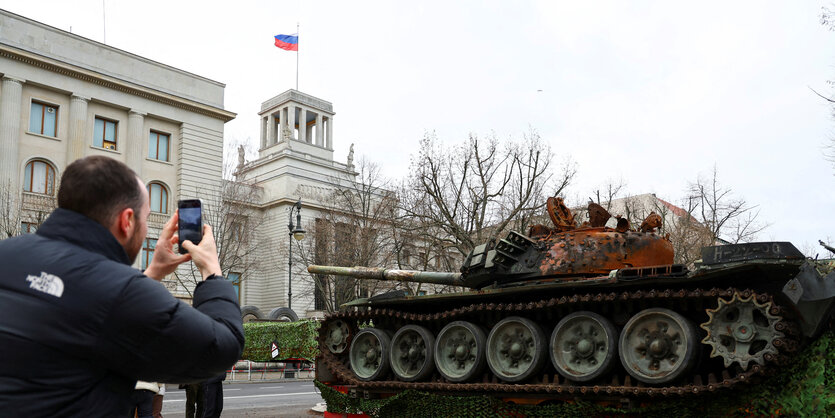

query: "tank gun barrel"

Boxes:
[307, 265, 464, 287]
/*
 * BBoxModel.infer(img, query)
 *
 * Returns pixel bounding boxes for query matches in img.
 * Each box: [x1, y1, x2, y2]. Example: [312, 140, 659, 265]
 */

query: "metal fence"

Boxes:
[227, 359, 315, 381]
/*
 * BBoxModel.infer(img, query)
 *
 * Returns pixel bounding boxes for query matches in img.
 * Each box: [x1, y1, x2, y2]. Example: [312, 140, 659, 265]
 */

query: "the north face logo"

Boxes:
[26, 272, 64, 298]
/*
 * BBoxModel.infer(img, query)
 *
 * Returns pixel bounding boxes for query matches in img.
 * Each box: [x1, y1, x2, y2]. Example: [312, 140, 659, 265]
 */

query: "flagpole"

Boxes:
[296, 22, 299, 91]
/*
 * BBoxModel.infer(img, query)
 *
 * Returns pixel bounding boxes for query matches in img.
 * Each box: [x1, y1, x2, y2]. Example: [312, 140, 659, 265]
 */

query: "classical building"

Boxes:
[0, 9, 235, 297]
[235, 89, 359, 320]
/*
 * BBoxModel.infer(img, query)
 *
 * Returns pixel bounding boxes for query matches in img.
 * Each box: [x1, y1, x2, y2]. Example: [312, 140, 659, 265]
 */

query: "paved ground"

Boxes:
[160, 379, 324, 418]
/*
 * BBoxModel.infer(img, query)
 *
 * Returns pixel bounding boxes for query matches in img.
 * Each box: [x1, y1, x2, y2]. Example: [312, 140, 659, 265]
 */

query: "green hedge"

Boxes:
[242, 320, 319, 362]
[317, 331, 835, 417]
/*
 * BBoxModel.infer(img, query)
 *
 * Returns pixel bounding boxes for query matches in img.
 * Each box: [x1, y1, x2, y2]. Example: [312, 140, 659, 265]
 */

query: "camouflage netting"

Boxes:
[316, 331, 835, 417]
[242, 320, 319, 362]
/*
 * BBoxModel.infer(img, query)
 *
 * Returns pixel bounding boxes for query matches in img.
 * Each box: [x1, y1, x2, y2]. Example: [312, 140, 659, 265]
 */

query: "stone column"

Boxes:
[126, 110, 146, 177]
[260, 116, 267, 149]
[66, 94, 89, 163]
[306, 121, 313, 143]
[287, 105, 296, 141]
[326, 116, 333, 149]
[0, 76, 24, 191]
[298, 108, 307, 143]
[280, 107, 288, 141]
[265, 114, 274, 146]
[315, 113, 323, 146]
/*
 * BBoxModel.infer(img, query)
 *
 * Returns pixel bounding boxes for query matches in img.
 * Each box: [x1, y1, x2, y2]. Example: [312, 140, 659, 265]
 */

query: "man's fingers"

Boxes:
[163, 211, 176, 229]
[165, 211, 178, 230]
[159, 211, 179, 240]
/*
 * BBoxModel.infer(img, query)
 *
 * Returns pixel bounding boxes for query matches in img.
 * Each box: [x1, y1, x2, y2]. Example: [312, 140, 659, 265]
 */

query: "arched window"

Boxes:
[147, 182, 168, 214]
[23, 160, 56, 195]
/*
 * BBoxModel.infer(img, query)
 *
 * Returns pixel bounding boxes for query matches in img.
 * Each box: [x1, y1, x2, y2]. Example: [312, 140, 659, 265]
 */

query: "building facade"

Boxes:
[0, 10, 235, 297]
[236, 89, 360, 320]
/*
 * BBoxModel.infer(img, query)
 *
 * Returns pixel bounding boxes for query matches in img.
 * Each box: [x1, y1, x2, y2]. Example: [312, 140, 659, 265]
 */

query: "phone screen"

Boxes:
[178, 200, 202, 254]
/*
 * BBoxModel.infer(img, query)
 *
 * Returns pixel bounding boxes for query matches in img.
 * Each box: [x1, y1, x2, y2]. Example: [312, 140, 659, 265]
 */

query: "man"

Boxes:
[182, 382, 206, 418]
[130, 380, 160, 418]
[0, 156, 244, 416]
[202, 371, 227, 418]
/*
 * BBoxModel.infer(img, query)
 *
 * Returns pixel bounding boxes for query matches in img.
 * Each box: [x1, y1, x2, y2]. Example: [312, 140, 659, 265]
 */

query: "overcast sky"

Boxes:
[3, 0, 835, 255]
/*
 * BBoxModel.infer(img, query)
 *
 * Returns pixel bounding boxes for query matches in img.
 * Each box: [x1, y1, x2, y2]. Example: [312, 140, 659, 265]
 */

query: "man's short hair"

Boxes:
[58, 156, 144, 226]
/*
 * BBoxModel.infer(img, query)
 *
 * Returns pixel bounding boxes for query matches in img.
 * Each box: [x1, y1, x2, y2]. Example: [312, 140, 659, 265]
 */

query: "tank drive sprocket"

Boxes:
[700, 292, 783, 370]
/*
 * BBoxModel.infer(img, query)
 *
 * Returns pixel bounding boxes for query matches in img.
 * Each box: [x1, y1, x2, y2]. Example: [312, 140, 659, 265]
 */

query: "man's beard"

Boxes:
[126, 229, 145, 265]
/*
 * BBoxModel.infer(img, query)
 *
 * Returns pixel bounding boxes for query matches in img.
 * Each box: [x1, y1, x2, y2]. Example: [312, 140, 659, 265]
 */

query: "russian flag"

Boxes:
[274, 33, 298, 51]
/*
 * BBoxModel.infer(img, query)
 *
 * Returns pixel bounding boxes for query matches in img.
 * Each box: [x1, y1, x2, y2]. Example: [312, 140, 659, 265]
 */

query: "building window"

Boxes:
[229, 221, 242, 241]
[93, 117, 118, 150]
[148, 131, 170, 161]
[227, 272, 241, 302]
[147, 182, 168, 214]
[141, 238, 156, 270]
[21, 222, 38, 234]
[23, 160, 56, 195]
[29, 101, 58, 137]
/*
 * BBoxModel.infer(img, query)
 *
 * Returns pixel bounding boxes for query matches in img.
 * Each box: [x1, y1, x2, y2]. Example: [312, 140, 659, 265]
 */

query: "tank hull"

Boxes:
[315, 243, 834, 401]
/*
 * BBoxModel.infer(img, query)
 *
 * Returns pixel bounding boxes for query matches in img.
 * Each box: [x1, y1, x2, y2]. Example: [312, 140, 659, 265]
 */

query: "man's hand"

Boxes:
[144, 211, 191, 280]
[182, 224, 223, 280]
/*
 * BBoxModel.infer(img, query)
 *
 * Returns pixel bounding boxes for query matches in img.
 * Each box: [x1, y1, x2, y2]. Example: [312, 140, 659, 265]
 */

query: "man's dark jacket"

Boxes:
[0, 209, 245, 416]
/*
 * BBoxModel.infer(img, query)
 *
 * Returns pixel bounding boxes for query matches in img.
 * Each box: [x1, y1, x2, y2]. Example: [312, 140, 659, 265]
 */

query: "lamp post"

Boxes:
[287, 199, 306, 310]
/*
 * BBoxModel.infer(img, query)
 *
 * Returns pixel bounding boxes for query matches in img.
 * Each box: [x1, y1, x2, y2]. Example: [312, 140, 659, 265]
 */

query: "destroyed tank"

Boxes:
[310, 197, 835, 401]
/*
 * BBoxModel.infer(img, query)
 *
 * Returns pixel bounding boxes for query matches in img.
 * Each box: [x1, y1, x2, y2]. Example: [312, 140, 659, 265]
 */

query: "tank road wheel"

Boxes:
[390, 325, 435, 381]
[486, 316, 547, 383]
[349, 328, 391, 381]
[434, 321, 487, 382]
[619, 308, 699, 384]
[324, 320, 351, 354]
[550, 311, 618, 382]
[700, 292, 784, 370]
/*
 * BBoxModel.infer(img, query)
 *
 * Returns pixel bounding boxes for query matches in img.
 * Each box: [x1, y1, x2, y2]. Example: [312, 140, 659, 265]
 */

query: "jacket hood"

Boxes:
[36, 208, 131, 265]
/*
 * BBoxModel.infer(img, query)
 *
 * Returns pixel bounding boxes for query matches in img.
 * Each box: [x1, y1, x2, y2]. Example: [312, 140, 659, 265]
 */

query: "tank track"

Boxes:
[318, 287, 802, 398]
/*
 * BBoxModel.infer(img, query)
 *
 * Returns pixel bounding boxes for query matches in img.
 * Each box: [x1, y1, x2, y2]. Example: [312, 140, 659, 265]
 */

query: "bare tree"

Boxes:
[659, 195, 711, 266]
[294, 158, 401, 312]
[0, 181, 22, 239]
[819, 6, 835, 170]
[0, 180, 57, 239]
[591, 179, 627, 213]
[399, 129, 574, 259]
[688, 166, 768, 244]
[823, 6, 835, 30]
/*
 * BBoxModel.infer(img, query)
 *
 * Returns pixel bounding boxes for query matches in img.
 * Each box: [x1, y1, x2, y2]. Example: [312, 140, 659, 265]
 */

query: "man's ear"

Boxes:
[115, 207, 135, 239]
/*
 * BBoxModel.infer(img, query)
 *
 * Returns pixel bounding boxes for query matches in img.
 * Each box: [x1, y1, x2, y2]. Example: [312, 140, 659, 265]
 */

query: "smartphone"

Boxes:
[178, 199, 203, 254]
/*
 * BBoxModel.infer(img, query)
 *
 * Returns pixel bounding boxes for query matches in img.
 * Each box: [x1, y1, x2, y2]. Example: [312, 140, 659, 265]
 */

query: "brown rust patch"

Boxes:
[539, 227, 674, 276]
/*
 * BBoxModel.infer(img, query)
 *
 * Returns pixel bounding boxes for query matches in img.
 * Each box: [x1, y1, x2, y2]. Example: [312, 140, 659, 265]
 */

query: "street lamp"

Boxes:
[287, 199, 306, 310]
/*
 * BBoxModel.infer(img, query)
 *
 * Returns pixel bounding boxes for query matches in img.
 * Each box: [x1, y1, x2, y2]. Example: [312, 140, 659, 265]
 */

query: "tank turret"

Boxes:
[310, 197, 674, 289]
